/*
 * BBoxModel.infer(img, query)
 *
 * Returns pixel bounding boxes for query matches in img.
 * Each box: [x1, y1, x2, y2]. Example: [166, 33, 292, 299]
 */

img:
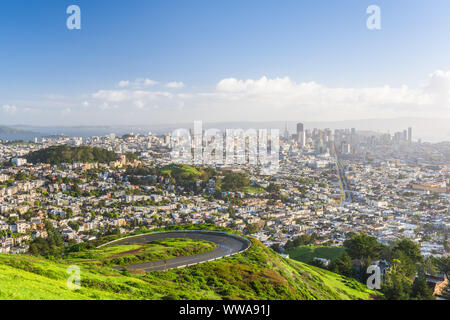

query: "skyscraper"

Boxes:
[296, 122, 305, 147]
[408, 127, 412, 143]
[284, 122, 289, 140]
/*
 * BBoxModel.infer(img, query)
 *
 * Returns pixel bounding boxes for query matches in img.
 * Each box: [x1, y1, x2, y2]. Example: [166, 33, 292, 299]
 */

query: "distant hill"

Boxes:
[0, 225, 379, 300]
[25, 145, 118, 165]
[0, 126, 31, 134]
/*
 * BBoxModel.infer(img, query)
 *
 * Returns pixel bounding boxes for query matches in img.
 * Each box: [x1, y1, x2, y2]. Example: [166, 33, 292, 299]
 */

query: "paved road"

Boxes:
[336, 155, 353, 203]
[105, 231, 250, 272]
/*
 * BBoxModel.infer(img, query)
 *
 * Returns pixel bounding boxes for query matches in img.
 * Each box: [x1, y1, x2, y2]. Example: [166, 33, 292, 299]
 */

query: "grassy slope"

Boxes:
[242, 186, 267, 194]
[286, 245, 346, 264]
[65, 238, 216, 266]
[160, 164, 202, 178]
[0, 238, 378, 300]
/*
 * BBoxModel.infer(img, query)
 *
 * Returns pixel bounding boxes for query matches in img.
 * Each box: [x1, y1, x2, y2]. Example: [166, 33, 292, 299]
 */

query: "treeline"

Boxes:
[126, 164, 251, 193]
[325, 232, 449, 300]
[218, 171, 250, 191]
[29, 221, 66, 257]
[284, 233, 319, 250]
[25, 145, 118, 165]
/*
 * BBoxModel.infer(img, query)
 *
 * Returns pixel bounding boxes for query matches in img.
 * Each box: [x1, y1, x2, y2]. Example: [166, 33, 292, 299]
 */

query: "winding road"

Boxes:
[100, 231, 251, 272]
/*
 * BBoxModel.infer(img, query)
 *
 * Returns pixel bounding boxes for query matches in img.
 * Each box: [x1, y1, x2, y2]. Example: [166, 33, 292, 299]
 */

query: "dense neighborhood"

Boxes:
[0, 127, 449, 298]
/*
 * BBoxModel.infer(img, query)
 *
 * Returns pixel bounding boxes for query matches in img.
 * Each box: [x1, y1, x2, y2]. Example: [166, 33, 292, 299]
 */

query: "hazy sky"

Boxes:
[1, 0, 450, 125]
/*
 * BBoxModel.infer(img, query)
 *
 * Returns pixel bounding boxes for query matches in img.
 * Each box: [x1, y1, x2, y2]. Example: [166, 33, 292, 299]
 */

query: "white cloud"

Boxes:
[117, 78, 158, 88]
[423, 70, 450, 105]
[92, 90, 129, 102]
[165, 81, 185, 88]
[6, 70, 450, 126]
[141, 78, 158, 87]
[2, 105, 17, 114]
[118, 80, 130, 88]
[217, 76, 300, 93]
[86, 71, 450, 122]
[134, 100, 145, 109]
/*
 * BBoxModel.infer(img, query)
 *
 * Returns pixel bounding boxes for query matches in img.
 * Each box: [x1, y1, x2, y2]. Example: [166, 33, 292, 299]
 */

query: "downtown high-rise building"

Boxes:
[296, 122, 305, 147]
[284, 122, 290, 140]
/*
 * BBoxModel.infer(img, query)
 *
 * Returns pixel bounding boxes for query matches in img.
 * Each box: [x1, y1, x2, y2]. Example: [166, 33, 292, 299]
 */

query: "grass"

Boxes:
[65, 238, 216, 267]
[0, 232, 380, 300]
[0, 254, 146, 300]
[241, 186, 266, 194]
[160, 164, 202, 177]
[286, 245, 345, 264]
[0, 224, 380, 300]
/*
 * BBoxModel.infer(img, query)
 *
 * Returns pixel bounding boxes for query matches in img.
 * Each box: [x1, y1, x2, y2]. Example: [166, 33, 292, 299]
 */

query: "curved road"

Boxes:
[102, 231, 251, 272]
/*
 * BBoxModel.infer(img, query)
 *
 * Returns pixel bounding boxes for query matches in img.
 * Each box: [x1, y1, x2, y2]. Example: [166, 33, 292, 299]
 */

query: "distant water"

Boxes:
[1, 125, 449, 143]
[0, 127, 153, 142]
[0, 132, 43, 142]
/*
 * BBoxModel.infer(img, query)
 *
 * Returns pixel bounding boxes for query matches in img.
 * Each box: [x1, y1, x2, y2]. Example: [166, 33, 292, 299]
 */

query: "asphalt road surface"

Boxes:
[107, 231, 251, 272]
[336, 155, 353, 203]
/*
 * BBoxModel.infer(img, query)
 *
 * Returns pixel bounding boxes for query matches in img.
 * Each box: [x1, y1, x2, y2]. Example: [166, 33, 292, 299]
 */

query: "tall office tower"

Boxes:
[341, 142, 351, 154]
[403, 130, 408, 142]
[296, 122, 305, 146]
[394, 132, 402, 144]
[284, 122, 289, 141]
[408, 127, 412, 143]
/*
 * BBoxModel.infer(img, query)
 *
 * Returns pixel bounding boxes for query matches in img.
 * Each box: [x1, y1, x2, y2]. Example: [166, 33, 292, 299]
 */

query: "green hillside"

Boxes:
[286, 245, 346, 264]
[65, 238, 216, 267]
[0, 232, 379, 300]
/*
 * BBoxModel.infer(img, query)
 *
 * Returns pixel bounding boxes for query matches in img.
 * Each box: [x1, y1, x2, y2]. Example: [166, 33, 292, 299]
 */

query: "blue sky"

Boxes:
[1, 0, 450, 125]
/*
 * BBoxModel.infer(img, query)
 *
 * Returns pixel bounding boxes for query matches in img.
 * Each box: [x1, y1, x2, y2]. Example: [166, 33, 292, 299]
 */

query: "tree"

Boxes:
[386, 238, 423, 278]
[68, 221, 80, 231]
[411, 275, 435, 300]
[434, 256, 450, 280]
[441, 283, 450, 299]
[330, 252, 354, 278]
[381, 259, 412, 300]
[344, 232, 384, 262]
[267, 183, 280, 193]
[420, 257, 439, 276]
[270, 243, 283, 253]
[246, 223, 260, 234]
[221, 171, 250, 191]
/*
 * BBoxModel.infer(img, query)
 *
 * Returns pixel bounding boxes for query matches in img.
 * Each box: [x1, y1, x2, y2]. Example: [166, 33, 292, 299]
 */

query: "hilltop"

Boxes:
[0, 226, 378, 300]
[25, 145, 118, 165]
[0, 126, 31, 134]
